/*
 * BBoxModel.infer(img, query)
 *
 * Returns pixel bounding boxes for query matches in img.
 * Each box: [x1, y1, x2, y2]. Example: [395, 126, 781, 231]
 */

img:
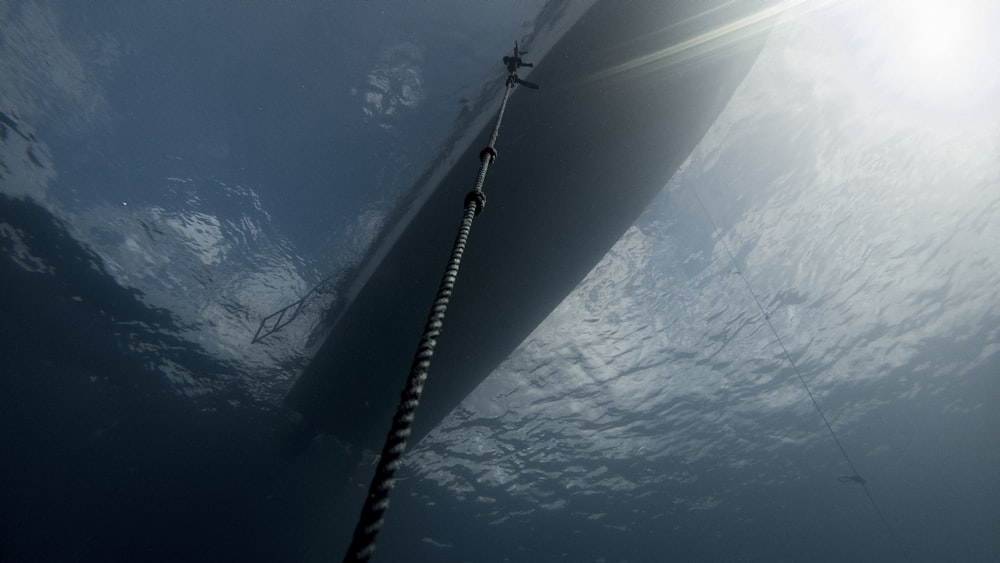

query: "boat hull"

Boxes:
[284, 0, 775, 450]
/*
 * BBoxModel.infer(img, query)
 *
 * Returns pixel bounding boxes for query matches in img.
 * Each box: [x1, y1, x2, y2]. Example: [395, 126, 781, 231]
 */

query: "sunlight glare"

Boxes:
[877, 0, 995, 108]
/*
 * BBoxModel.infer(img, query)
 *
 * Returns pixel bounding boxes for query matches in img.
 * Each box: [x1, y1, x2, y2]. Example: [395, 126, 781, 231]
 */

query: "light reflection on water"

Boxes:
[406, 1, 999, 560]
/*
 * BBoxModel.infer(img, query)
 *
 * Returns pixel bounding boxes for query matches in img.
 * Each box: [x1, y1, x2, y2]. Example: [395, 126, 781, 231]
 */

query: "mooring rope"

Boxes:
[341, 78, 516, 563]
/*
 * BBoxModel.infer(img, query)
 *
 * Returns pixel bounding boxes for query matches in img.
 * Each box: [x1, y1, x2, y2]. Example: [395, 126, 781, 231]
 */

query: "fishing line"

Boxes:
[689, 185, 910, 559]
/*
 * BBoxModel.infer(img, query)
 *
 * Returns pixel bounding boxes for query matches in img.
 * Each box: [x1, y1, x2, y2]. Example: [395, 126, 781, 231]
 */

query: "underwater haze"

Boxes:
[2, 0, 998, 561]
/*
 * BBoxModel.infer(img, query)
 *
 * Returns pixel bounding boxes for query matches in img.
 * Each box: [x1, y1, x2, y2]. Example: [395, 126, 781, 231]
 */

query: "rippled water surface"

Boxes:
[405, 4, 1000, 560]
[2, 1, 997, 561]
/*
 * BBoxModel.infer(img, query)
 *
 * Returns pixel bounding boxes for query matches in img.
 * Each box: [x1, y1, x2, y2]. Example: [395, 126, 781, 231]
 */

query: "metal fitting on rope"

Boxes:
[464, 190, 486, 215]
[479, 146, 497, 164]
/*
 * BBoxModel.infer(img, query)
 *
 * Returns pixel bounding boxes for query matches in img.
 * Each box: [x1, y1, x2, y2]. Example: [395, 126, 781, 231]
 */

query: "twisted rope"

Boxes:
[342, 79, 514, 562]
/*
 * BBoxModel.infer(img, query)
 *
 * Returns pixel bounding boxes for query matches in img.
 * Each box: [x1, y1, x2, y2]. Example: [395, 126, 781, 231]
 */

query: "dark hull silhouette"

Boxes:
[285, 0, 775, 451]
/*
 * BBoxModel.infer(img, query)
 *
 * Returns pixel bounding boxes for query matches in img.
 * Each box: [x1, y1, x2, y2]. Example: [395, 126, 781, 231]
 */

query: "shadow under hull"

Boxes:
[285, 0, 776, 451]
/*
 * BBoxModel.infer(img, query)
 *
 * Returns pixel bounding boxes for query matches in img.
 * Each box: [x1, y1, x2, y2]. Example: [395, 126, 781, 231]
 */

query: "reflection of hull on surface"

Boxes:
[285, 0, 775, 450]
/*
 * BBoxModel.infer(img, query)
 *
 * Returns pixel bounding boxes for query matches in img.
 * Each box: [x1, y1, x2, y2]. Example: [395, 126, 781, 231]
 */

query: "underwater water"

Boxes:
[2, 1, 998, 561]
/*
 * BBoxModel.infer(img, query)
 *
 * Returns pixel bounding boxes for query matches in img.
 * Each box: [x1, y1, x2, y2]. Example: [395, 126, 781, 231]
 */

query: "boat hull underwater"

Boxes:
[284, 0, 777, 453]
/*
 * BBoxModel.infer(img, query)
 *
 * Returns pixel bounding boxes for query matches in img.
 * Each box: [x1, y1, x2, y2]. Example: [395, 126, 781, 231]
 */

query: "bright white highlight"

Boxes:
[877, 0, 996, 108]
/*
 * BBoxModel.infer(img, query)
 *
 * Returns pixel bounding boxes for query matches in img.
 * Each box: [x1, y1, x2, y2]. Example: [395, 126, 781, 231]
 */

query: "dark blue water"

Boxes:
[2, 1, 999, 561]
